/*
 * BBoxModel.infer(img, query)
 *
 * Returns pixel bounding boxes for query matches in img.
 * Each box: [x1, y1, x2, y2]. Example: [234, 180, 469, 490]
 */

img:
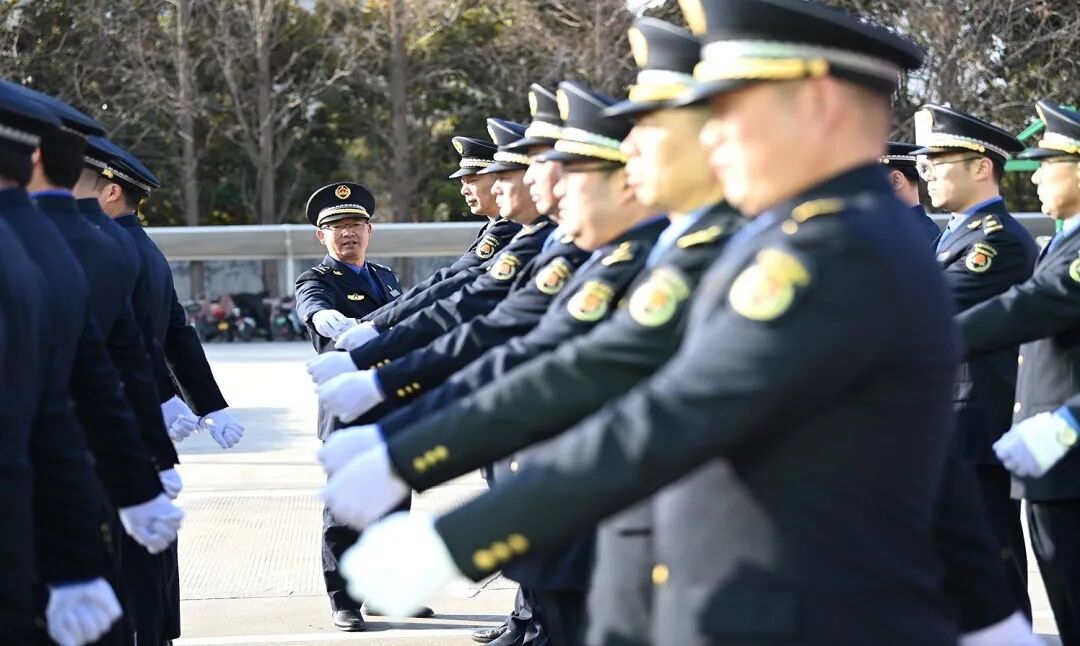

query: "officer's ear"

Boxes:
[315, 227, 328, 247]
[887, 169, 906, 192]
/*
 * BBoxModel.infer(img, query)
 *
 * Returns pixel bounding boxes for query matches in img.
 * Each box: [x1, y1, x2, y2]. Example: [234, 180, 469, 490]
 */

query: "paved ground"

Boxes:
[174, 341, 1061, 645]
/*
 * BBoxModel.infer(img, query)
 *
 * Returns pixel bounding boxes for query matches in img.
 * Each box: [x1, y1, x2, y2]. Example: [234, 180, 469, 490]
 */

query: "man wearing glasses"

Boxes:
[914, 104, 1038, 619]
[957, 100, 1080, 645]
[294, 181, 403, 632]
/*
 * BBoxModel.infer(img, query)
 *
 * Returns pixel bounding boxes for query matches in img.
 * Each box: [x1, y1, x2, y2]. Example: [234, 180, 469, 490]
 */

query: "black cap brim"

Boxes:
[1016, 147, 1078, 161]
[476, 161, 528, 175]
[603, 99, 670, 119]
[505, 136, 557, 153]
[449, 167, 481, 179]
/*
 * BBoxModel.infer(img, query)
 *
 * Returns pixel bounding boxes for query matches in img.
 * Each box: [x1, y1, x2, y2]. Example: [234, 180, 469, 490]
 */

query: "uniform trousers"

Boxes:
[1028, 498, 1080, 646]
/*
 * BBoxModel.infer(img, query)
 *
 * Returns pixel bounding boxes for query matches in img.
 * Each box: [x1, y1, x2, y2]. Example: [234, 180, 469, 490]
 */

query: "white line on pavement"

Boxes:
[175, 628, 480, 644]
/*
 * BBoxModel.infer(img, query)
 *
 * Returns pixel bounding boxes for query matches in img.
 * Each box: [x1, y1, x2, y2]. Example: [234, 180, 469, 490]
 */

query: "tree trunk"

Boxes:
[387, 0, 415, 283]
[175, 0, 205, 298]
[253, 0, 279, 295]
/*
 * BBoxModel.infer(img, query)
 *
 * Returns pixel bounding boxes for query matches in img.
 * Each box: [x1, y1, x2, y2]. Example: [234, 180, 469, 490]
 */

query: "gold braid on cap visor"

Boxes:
[459, 158, 494, 168]
[523, 121, 564, 141]
[628, 70, 696, 103]
[1038, 132, 1080, 155]
[553, 127, 628, 163]
[916, 132, 1010, 159]
[880, 154, 917, 164]
[101, 165, 153, 193]
[693, 40, 900, 84]
[319, 204, 371, 219]
[494, 151, 532, 165]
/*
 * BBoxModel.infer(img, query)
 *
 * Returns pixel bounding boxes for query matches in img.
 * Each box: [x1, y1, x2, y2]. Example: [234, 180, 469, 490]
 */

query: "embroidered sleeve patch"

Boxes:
[567, 281, 615, 322]
[1069, 256, 1080, 284]
[728, 248, 811, 321]
[488, 253, 522, 281]
[476, 234, 501, 260]
[964, 242, 997, 274]
[535, 258, 574, 295]
[628, 267, 691, 327]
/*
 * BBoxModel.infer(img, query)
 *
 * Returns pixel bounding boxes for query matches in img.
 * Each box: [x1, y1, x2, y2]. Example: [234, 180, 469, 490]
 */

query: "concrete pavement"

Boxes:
[173, 341, 1061, 645]
[174, 341, 514, 646]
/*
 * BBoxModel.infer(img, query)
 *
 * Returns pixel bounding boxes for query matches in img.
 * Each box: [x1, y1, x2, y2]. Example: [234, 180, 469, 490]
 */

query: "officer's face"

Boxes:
[624, 107, 716, 212]
[920, 153, 988, 211]
[491, 170, 541, 224]
[523, 146, 561, 215]
[459, 173, 498, 216]
[1032, 157, 1080, 219]
[316, 218, 371, 263]
[555, 164, 625, 249]
[700, 82, 806, 215]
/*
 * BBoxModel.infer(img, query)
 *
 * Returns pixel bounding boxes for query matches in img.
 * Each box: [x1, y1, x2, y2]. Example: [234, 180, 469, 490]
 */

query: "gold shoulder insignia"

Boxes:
[791, 198, 845, 223]
[983, 216, 1004, 234]
[535, 258, 574, 295]
[601, 241, 635, 266]
[676, 225, 724, 249]
[313, 266, 329, 275]
[628, 268, 691, 327]
[566, 280, 615, 322]
[347, 293, 365, 301]
[370, 262, 392, 272]
[333, 270, 344, 276]
[729, 248, 811, 321]
[967, 219, 982, 229]
[964, 242, 997, 273]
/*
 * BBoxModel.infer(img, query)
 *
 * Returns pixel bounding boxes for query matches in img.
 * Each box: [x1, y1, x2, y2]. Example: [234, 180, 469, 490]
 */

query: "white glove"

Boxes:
[168, 414, 199, 443]
[118, 494, 184, 554]
[994, 411, 1078, 478]
[340, 512, 461, 617]
[159, 468, 183, 500]
[322, 442, 409, 529]
[318, 424, 384, 476]
[316, 370, 385, 423]
[312, 309, 357, 339]
[335, 321, 380, 351]
[960, 611, 1040, 646]
[46, 578, 123, 646]
[306, 351, 358, 385]
[200, 408, 245, 449]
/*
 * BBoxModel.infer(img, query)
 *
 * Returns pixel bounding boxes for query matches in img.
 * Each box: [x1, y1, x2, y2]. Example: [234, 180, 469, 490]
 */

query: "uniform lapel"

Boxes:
[324, 255, 386, 307]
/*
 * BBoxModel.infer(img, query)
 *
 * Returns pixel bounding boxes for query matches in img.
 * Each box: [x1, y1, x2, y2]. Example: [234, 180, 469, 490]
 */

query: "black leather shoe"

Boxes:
[485, 628, 525, 646]
[472, 625, 508, 643]
[363, 605, 435, 618]
[332, 609, 367, 632]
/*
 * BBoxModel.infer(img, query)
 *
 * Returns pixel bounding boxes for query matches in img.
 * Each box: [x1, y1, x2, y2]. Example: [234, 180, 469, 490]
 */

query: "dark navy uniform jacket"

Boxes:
[295, 255, 402, 354]
[38, 194, 176, 473]
[0, 206, 115, 638]
[4, 191, 161, 509]
[349, 218, 557, 374]
[294, 254, 401, 439]
[362, 218, 521, 330]
[959, 221, 1080, 501]
[934, 200, 1037, 465]
[912, 204, 942, 242]
[80, 200, 175, 419]
[116, 213, 228, 416]
[431, 166, 961, 646]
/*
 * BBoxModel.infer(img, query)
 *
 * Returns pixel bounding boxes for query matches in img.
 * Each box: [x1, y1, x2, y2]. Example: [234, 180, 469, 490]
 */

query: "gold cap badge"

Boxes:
[335, 185, 351, 200]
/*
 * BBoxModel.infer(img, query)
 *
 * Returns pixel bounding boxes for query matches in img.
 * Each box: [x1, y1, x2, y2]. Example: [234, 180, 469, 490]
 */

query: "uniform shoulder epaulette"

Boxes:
[791, 197, 846, 223]
[676, 224, 725, 249]
[312, 265, 329, 275]
[369, 261, 393, 273]
[601, 241, 636, 266]
[982, 215, 1004, 234]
